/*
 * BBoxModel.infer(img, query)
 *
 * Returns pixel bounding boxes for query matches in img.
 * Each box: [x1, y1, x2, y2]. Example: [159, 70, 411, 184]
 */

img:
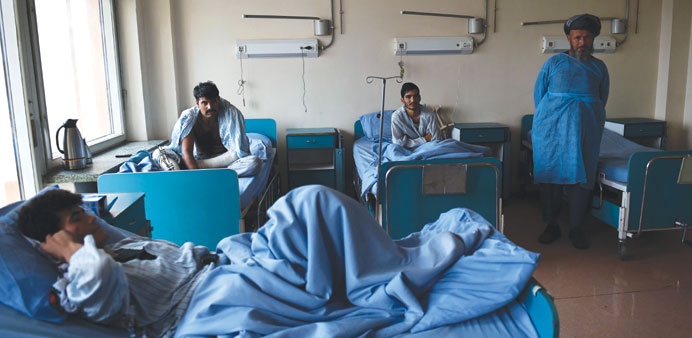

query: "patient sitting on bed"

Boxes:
[154, 81, 261, 176]
[391, 82, 443, 150]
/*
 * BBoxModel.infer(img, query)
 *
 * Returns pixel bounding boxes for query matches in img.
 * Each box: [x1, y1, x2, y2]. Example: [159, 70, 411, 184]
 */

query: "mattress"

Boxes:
[598, 129, 660, 183]
[0, 303, 129, 338]
[238, 133, 276, 210]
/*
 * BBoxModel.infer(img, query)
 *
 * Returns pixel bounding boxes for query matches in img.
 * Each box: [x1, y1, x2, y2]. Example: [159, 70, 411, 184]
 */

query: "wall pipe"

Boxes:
[241, 0, 336, 51]
[401, 0, 489, 48]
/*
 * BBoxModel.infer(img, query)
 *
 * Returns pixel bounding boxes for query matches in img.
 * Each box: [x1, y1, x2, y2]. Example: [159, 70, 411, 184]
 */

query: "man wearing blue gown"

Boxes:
[533, 14, 609, 249]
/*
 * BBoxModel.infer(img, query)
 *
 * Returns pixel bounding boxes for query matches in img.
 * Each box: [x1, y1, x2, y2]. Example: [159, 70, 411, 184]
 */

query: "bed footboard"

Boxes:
[98, 169, 241, 249]
[380, 157, 502, 239]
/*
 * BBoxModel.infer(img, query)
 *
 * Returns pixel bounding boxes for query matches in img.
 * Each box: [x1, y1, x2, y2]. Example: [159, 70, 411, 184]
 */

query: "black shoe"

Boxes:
[538, 225, 561, 244]
[569, 229, 590, 249]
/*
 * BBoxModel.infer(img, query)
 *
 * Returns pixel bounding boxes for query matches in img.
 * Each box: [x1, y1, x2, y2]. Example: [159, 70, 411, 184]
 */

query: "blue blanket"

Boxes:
[354, 138, 491, 199]
[175, 185, 538, 337]
[598, 129, 660, 183]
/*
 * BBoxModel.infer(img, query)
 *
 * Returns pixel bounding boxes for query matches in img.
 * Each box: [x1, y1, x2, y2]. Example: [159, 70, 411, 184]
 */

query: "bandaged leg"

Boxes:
[196, 151, 239, 169]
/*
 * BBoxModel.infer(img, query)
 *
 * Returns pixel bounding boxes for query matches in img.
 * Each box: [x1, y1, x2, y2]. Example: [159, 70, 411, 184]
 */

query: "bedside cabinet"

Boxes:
[605, 118, 666, 149]
[452, 123, 511, 200]
[286, 128, 345, 192]
[87, 192, 150, 237]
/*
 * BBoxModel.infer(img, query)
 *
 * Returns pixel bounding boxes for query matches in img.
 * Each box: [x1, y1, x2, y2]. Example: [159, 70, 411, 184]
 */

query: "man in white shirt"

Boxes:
[390, 82, 443, 150]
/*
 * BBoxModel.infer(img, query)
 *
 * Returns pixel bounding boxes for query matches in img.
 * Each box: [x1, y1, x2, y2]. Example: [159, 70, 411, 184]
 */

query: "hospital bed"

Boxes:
[353, 116, 504, 237]
[97, 118, 280, 249]
[519, 114, 692, 259]
[0, 188, 558, 338]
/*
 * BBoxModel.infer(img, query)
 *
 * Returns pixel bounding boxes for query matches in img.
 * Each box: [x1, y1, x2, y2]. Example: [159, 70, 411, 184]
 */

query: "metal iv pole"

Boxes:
[366, 75, 402, 222]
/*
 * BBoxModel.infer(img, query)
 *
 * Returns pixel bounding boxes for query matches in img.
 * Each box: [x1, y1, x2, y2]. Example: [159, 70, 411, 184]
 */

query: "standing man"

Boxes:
[155, 81, 260, 176]
[533, 14, 609, 249]
[391, 82, 443, 150]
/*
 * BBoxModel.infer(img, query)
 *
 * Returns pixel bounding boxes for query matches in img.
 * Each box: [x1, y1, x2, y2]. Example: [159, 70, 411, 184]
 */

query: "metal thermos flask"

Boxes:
[55, 119, 89, 170]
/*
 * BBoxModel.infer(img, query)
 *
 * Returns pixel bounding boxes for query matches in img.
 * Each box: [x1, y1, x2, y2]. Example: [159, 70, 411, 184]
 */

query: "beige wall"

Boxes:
[118, 0, 692, 189]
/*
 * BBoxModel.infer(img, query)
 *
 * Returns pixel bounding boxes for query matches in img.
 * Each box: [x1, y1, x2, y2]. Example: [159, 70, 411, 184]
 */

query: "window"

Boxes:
[32, 0, 124, 161]
[0, 54, 21, 205]
[0, 0, 124, 198]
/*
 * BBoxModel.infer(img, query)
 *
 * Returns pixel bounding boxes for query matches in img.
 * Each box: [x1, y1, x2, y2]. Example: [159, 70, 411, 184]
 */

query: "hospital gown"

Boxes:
[52, 235, 214, 337]
[391, 106, 442, 150]
[532, 53, 609, 188]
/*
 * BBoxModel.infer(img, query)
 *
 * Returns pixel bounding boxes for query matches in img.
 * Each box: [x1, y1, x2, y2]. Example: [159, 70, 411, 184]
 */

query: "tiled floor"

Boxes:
[503, 195, 692, 338]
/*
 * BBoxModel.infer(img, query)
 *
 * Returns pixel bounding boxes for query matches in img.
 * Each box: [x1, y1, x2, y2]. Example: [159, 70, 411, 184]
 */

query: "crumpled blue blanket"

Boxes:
[354, 138, 491, 199]
[175, 185, 538, 337]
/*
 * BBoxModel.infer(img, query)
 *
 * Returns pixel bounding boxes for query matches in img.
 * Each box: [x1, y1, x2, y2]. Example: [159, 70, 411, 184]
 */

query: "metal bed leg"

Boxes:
[676, 218, 692, 247]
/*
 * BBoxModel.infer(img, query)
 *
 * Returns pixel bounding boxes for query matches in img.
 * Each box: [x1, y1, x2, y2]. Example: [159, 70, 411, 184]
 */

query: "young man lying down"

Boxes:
[18, 186, 539, 337]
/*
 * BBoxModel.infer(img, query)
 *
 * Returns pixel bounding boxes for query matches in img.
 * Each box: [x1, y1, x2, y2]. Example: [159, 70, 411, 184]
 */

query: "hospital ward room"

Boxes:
[2, 0, 692, 337]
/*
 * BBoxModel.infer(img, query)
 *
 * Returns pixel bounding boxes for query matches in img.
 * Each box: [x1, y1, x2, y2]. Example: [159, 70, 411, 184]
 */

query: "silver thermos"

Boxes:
[56, 119, 90, 170]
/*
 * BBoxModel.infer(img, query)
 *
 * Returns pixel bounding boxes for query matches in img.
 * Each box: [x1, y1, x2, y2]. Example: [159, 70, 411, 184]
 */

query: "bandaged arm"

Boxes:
[57, 235, 129, 323]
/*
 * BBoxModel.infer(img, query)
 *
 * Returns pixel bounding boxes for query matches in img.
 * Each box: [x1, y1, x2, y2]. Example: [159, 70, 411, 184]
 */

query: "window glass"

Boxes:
[34, 0, 121, 158]
[0, 53, 21, 205]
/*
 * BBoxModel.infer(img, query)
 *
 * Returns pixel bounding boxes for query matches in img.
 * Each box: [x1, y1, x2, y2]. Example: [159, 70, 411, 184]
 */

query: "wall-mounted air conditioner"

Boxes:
[236, 39, 319, 59]
[394, 37, 474, 55]
[541, 36, 617, 54]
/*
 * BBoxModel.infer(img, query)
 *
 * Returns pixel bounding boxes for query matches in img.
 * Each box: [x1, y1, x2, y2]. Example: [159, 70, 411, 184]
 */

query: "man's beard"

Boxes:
[571, 46, 593, 61]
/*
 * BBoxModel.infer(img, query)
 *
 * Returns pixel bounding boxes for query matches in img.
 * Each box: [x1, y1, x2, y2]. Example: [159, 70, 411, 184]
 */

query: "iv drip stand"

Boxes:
[366, 75, 402, 222]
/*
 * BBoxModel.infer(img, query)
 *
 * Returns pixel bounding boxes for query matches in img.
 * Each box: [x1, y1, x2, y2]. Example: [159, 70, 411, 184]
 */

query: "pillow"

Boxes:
[0, 186, 135, 322]
[359, 110, 395, 141]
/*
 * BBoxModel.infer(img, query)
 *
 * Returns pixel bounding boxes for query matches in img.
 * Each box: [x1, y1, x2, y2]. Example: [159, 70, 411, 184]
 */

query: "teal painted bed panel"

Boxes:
[626, 150, 692, 231]
[591, 199, 620, 230]
[517, 278, 559, 338]
[354, 120, 364, 140]
[246, 118, 277, 147]
[380, 158, 501, 239]
[98, 169, 240, 250]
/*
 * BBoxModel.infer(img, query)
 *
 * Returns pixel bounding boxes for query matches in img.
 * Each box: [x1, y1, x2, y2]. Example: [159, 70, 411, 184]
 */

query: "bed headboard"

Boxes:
[246, 118, 277, 147]
[98, 169, 240, 249]
[354, 120, 365, 140]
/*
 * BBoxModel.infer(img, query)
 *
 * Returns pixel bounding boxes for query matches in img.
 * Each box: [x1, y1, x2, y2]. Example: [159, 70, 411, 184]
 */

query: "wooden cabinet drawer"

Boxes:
[287, 134, 335, 149]
[460, 128, 506, 143]
[624, 123, 664, 138]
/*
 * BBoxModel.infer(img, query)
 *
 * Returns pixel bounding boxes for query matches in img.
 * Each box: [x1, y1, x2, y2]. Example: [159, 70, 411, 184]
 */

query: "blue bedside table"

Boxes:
[452, 122, 511, 200]
[286, 128, 345, 192]
[85, 192, 150, 237]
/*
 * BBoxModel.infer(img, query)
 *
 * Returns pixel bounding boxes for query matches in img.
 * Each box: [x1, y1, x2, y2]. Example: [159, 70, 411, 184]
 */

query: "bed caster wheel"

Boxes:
[618, 242, 627, 260]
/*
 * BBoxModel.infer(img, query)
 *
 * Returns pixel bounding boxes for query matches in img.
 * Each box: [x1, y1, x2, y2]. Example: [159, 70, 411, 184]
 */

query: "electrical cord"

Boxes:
[237, 56, 246, 107]
[300, 46, 308, 112]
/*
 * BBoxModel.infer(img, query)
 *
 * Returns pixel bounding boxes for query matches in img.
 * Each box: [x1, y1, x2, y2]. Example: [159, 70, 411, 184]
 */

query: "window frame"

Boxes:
[27, 0, 125, 169]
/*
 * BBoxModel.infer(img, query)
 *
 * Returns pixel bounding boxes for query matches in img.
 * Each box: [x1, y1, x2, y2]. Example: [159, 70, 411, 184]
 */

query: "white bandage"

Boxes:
[196, 151, 238, 169]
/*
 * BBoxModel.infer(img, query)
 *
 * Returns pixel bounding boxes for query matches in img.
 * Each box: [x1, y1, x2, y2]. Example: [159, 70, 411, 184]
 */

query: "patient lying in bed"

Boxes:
[15, 186, 539, 337]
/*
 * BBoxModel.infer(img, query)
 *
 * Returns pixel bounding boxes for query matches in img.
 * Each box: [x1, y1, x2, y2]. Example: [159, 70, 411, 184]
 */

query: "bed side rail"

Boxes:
[626, 150, 692, 233]
[381, 158, 501, 239]
[97, 169, 241, 249]
[517, 277, 559, 338]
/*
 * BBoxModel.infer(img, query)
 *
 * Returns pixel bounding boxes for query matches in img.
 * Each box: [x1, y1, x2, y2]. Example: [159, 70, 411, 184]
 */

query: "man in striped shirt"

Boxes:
[18, 189, 214, 337]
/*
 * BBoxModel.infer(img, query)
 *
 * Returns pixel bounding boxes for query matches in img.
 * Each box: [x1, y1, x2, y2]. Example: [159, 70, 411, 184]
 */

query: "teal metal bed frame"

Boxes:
[355, 120, 558, 337]
[520, 114, 692, 259]
[97, 118, 280, 249]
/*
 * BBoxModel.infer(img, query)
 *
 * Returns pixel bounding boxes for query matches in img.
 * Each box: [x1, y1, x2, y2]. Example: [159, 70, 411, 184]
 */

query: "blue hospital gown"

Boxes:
[532, 53, 609, 189]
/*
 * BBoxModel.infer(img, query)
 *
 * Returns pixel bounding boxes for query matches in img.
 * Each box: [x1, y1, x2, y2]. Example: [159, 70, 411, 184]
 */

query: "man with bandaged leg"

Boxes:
[154, 81, 261, 177]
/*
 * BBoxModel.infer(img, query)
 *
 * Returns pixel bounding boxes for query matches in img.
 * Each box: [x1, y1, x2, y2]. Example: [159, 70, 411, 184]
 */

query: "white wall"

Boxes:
[119, 0, 692, 190]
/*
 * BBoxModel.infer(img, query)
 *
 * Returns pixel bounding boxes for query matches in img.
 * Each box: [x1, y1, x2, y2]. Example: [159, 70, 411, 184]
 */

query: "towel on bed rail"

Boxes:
[176, 185, 538, 337]
[354, 139, 491, 199]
